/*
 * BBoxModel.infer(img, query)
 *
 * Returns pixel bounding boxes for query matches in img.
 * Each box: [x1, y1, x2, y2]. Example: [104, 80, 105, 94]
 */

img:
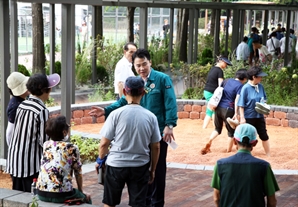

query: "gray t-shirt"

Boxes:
[100, 104, 161, 167]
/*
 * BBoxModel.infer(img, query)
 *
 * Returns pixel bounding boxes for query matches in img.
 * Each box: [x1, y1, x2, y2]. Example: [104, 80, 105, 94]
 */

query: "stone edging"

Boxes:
[49, 100, 298, 128]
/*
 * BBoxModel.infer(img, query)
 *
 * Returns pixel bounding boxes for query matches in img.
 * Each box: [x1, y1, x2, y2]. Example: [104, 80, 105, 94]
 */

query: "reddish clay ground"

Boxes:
[72, 119, 298, 170]
[1, 119, 297, 189]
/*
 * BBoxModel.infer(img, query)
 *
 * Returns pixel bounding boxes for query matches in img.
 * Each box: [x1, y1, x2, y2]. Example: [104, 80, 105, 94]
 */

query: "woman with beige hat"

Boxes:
[6, 72, 30, 146]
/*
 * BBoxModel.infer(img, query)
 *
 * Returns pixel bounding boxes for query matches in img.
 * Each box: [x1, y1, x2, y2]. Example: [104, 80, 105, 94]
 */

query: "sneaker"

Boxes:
[226, 117, 240, 129]
[255, 106, 270, 115]
[256, 102, 271, 112]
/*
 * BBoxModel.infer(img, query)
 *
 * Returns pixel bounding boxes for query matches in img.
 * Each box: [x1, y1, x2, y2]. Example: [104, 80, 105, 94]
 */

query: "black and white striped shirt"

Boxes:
[6, 96, 49, 178]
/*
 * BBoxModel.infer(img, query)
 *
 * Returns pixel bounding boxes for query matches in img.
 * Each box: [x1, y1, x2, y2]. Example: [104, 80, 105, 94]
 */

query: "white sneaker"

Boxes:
[256, 102, 271, 111]
[226, 117, 240, 129]
[255, 106, 270, 115]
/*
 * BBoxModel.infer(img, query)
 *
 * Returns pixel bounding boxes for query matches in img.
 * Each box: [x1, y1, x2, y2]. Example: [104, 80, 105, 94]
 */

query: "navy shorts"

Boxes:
[245, 118, 269, 141]
[214, 106, 235, 137]
[103, 163, 150, 207]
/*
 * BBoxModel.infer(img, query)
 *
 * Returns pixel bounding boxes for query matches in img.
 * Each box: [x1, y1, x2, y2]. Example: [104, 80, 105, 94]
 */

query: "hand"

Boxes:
[148, 170, 155, 184]
[89, 106, 105, 118]
[95, 163, 99, 174]
[162, 126, 175, 143]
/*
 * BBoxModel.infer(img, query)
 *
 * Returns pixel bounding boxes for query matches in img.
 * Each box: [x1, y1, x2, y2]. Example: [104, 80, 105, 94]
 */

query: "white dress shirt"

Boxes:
[114, 56, 135, 94]
[266, 37, 280, 53]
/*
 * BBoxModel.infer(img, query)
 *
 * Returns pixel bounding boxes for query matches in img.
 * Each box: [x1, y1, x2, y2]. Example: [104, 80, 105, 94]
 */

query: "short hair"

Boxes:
[243, 36, 248, 42]
[270, 31, 277, 37]
[124, 42, 137, 51]
[132, 48, 151, 63]
[252, 39, 260, 44]
[290, 29, 294, 34]
[26, 73, 50, 96]
[281, 27, 286, 32]
[235, 69, 248, 80]
[247, 66, 263, 80]
[237, 137, 252, 148]
[45, 115, 70, 141]
[251, 27, 257, 32]
[277, 23, 281, 27]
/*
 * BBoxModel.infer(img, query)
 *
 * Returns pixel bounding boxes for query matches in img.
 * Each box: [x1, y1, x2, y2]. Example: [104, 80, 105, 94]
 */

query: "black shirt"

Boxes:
[204, 66, 224, 93]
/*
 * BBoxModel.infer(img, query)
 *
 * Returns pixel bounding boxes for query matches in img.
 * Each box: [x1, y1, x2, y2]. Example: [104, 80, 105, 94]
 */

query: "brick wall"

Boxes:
[49, 100, 298, 128]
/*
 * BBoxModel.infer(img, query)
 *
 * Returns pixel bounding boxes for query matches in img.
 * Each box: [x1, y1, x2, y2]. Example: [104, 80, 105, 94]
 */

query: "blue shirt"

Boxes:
[237, 82, 267, 118]
[218, 79, 243, 109]
[105, 68, 178, 134]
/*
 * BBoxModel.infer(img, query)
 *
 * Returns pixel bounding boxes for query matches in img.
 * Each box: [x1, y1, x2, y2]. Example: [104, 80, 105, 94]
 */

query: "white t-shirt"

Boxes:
[266, 37, 280, 53]
[258, 45, 271, 63]
[280, 37, 293, 53]
[114, 56, 135, 94]
[100, 104, 161, 167]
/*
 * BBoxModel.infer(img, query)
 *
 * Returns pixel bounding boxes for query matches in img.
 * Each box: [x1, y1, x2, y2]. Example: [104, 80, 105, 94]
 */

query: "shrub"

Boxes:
[18, 64, 31, 76]
[70, 135, 100, 163]
[96, 65, 109, 85]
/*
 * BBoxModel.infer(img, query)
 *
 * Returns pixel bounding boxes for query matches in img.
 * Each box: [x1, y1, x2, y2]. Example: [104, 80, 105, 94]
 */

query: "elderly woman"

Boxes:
[36, 115, 91, 204]
[237, 66, 271, 156]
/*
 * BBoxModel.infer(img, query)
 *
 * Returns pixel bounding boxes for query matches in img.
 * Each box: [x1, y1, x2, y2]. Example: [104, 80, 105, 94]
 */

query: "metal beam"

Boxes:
[0, 0, 10, 159]
[61, 4, 75, 123]
[18, 0, 102, 5]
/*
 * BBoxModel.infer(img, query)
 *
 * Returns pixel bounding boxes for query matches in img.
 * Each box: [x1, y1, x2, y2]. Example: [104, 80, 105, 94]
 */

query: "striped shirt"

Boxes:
[6, 96, 49, 178]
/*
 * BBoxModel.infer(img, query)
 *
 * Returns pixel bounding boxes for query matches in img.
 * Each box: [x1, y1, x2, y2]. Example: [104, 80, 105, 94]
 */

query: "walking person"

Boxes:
[237, 66, 271, 156]
[202, 55, 232, 129]
[236, 37, 250, 63]
[201, 69, 247, 155]
[89, 48, 177, 207]
[211, 123, 279, 207]
[6, 73, 60, 192]
[97, 77, 161, 207]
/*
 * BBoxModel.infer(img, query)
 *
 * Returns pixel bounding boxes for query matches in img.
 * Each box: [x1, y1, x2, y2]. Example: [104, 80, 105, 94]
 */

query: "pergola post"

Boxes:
[231, 9, 240, 53]
[168, 8, 174, 66]
[214, 9, 221, 58]
[224, 9, 230, 56]
[61, 4, 75, 122]
[263, 10, 269, 46]
[188, 8, 194, 64]
[49, 4, 56, 91]
[139, 7, 148, 49]
[193, 9, 199, 62]
[239, 10, 245, 43]
[284, 10, 291, 67]
[0, 0, 10, 159]
[10, 0, 18, 72]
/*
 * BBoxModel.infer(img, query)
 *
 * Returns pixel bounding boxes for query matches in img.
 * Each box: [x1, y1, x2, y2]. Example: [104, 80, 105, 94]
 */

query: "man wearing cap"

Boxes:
[114, 42, 137, 100]
[237, 66, 271, 156]
[90, 49, 177, 207]
[98, 76, 161, 207]
[6, 72, 30, 146]
[211, 123, 279, 207]
[6, 73, 60, 192]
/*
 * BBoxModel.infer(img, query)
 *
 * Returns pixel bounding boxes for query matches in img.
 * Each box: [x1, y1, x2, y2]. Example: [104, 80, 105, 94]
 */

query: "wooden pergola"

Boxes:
[0, 0, 297, 158]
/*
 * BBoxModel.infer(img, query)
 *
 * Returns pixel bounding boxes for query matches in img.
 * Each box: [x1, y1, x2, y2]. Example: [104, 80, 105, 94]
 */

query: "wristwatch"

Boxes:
[167, 125, 174, 129]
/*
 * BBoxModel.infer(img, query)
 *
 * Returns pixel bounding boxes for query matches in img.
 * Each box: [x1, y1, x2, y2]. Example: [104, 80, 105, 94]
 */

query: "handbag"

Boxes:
[208, 79, 229, 111]
[271, 39, 279, 56]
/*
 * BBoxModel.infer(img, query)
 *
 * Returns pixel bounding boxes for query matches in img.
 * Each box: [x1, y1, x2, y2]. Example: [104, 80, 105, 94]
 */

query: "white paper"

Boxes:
[167, 140, 178, 150]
